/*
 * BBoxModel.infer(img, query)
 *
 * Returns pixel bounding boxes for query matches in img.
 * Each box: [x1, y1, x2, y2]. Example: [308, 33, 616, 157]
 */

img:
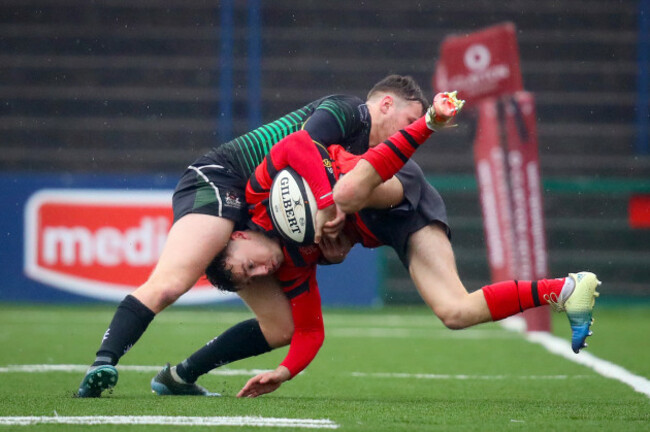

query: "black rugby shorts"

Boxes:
[359, 160, 451, 268]
[172, 156, 248, 224]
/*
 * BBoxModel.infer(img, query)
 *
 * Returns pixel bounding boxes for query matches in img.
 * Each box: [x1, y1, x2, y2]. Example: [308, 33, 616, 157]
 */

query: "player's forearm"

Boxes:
[279, 328, 325, 378]
[333, 117, 431, 213]
[332, 160, 383, 214]
[279, 280, 325, 377]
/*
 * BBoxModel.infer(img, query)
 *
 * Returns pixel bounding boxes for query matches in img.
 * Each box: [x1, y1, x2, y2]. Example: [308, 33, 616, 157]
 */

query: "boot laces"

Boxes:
[543, 292, 565, 312]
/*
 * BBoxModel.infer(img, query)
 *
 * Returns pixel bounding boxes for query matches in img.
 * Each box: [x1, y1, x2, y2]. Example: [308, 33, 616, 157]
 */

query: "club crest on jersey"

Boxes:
[322, 159, 334, 175]
[225, 191, 243, 208]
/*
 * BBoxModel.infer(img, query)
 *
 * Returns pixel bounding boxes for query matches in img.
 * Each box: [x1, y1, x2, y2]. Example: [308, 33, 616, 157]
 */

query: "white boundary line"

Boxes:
[0, 364, 271, 376]
[0, 416, 339, 429]
[0, 364, 592, 381]
[502, 316, 650, 398]
[350, 372, 591, 380]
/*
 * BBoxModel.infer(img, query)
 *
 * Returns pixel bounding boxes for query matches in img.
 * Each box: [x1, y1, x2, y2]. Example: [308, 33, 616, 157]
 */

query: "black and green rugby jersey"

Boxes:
[207, 94, 371, 178]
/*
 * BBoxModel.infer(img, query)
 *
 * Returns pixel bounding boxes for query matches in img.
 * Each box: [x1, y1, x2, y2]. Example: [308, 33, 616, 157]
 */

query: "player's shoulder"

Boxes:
[314, 94, 366, 115]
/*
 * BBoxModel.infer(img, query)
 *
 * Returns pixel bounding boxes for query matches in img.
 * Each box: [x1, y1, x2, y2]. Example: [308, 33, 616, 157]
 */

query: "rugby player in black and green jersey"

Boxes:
[77, 75, 429, 397]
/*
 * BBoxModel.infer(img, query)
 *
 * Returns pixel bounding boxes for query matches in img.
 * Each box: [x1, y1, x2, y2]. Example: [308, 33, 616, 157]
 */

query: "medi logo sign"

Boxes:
[24, 189, 236, 304]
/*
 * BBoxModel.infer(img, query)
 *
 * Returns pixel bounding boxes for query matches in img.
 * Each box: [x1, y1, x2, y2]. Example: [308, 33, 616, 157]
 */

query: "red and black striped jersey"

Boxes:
[248, 114, 436, 378]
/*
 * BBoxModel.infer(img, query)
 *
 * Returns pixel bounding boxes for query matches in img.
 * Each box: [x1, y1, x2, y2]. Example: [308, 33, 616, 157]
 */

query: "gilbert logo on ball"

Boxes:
[268, 168, 317, 244]
[23, 189, 236, 304]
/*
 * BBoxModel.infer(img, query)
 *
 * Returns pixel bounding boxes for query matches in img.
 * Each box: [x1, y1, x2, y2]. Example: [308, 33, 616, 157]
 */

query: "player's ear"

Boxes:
[231, 231, 248, 240]
[380, 95, 393, 114]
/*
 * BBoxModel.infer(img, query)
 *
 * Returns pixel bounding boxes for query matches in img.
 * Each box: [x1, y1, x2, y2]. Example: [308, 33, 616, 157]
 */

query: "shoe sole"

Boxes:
[78, 365, 118, 398]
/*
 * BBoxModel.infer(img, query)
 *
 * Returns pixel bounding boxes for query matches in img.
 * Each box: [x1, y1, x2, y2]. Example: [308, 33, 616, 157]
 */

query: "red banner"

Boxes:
[434, 22, 523, 107]
[503, 93, 550, 331]
[474, 99, 516, 283]
[503, 93, 548, 280]
[629, 195, 650, 228]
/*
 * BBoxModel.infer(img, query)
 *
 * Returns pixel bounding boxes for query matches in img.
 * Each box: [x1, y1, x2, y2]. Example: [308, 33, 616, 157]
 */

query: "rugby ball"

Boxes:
[268, 168, 318, 244]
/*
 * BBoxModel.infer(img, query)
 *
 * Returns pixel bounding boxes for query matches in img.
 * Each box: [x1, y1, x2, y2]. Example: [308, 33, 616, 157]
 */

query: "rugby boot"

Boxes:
[151, 363, 220, 396]
[77, 365, 118, 397]
[545, 271, 601, 353]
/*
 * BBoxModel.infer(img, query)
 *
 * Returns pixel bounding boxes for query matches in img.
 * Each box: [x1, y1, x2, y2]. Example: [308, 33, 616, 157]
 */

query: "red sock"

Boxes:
[481, 278, 566, 321]
[362, 117, 432, 181]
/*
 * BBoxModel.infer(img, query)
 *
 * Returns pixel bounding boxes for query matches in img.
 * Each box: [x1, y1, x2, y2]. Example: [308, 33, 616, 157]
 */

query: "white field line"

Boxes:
[1, 312, 443, 328]
[502, 316, 650, 399]
[0, 364, 590, 381]
[350, 372, 591, 380]
[0, 416, 339, 429]
[0, 364, 271, 376]
[327, 327, 517, 339]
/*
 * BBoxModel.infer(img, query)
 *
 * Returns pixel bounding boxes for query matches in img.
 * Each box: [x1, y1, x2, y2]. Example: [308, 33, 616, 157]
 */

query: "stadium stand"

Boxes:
[1, 0, 648, 299]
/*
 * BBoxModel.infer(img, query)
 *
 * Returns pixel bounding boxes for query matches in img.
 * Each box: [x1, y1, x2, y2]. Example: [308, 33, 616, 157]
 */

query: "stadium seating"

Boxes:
[1, 0, 647, 298]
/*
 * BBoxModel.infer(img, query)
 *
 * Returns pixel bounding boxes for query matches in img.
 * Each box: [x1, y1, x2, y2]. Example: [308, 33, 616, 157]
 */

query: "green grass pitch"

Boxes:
[0, 303, 648, 431]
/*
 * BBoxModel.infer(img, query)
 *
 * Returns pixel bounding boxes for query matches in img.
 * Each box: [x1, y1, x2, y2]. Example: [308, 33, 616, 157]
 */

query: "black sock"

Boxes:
[175, 318, 272, 383]
[91, 295, 155, 367]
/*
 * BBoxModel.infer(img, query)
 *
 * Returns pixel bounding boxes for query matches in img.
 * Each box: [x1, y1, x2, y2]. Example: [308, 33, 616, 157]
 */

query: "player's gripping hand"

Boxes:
[426, 91, 466, 131]
[236, 366, 291, 398]
[315, 204, 345, 244]
[319, 231, 353, 264]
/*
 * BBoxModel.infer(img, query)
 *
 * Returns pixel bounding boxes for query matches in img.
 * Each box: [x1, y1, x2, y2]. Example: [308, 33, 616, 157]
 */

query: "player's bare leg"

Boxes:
[132, 214, 235, 312]
[151, 276, 293, 396]
[237, 276, 294, 347]
[78, 214, 234, 397]
[407, 223, 492, 329]
[408, 223, 601, 352]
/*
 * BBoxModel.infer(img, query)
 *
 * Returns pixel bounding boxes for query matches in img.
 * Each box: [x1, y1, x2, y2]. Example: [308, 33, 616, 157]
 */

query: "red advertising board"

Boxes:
[503, 92, 548, 280]
[24, 189, 237, 304]
[629, 195, 650, 228]
[473, 95, 550, 330]
[474, 98, 516, 283]
[503, 93, 550, 331]
[434, 22, 523, 107]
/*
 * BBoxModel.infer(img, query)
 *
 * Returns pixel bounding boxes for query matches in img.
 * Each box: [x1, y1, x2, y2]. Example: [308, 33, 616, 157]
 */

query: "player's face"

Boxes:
[377, 98, 423, 144]
[225, 231, 284, 285]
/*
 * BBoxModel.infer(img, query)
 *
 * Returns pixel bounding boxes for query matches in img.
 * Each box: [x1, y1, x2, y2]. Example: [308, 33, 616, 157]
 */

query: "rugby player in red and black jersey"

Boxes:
[147, 91, 466, 397]
[150, 97, 601, 398]
[78, 75, 433, 398]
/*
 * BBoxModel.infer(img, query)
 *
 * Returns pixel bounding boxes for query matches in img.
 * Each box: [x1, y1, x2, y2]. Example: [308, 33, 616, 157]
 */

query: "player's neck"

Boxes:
[367, 103, 382, 148]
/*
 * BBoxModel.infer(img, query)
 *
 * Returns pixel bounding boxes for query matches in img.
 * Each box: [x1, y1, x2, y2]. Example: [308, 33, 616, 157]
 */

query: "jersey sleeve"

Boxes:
[278, 271, 325, 378]
[246, 130, 336, 210]
[303, 96, 365, 146]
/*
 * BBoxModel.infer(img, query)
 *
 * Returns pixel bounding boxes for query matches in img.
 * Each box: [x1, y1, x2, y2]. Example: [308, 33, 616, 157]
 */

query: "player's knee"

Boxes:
[140, 275, 192, 311]
[261, 320, 294, 348]
[435, 304, 471, 330]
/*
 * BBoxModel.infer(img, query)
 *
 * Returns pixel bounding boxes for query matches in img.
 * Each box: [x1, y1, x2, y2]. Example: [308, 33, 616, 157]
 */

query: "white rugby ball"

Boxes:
[268, 168, 318, 244]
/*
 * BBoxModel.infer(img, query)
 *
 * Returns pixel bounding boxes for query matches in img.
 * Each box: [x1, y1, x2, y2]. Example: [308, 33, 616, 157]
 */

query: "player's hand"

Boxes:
[322, 204, 346, 237]
[425, 91, 465, 131]
[314, 204, 344, 243]
[319, 231, 352, 264]
[236, 366, 291, 398]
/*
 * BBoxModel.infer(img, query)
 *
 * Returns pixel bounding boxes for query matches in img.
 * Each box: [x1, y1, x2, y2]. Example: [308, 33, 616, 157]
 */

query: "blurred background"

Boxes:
[1, 0, 649, 305]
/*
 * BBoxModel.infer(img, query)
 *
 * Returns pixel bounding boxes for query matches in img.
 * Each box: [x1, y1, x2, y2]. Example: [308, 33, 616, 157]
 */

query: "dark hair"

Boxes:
[367, 75, 429, 114]
[205, 248, 239, 292]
